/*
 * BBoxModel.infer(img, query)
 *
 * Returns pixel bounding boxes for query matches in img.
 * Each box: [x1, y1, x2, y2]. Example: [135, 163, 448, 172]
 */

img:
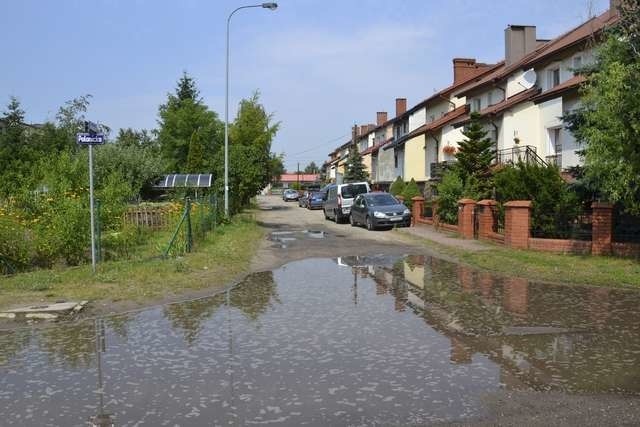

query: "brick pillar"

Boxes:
[476, 199, 498, 239]
[458, 199, 476, 239]
[592, 202, 613, 255]
[504, 200, 532, 249]
[411, 196, 424, 226]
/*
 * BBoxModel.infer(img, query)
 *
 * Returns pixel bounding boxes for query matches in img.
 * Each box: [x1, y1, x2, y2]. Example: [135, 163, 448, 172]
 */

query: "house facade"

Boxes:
[324, 1, 619, 189]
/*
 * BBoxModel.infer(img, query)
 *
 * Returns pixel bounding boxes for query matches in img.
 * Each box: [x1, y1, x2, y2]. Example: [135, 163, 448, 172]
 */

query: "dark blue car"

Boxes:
[306, 191, 325, 210]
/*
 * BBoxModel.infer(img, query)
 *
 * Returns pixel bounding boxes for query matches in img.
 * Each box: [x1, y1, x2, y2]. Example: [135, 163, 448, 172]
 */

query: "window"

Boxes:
[471, 98, 481, 112]
[572, 56, 582, 70]
[548, 67, 560, 88]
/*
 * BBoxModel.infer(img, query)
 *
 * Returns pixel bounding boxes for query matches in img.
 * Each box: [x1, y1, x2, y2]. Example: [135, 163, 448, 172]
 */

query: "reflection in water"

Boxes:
[0, 255, 639, 425]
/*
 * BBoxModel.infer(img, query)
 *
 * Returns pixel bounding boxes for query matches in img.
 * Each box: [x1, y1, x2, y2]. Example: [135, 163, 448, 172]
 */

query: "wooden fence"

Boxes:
[124, 205, 172, 229]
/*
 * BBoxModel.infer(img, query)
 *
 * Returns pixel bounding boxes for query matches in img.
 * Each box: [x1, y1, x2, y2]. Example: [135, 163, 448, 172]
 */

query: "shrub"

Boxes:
[436, 170, 464, 225]
[401, 178, 421, 209]
[389, 176, 405, 196]
[494, 162, 580, 238]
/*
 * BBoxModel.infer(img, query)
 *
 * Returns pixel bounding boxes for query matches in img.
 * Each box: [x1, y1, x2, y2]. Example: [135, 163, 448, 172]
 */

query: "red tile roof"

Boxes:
[457, 9, 619, 97]
[450, 87, 540, 127]
[532, 75, 586, 103]
[407, 105, 469, 138]
[279, 173, 320, 183]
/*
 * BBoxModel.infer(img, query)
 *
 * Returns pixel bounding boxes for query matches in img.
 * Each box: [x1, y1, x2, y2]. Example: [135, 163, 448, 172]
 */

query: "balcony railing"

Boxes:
[545, 154, 562, 168]
[429, 160, 457, 181]
[496, 145, 547, 167]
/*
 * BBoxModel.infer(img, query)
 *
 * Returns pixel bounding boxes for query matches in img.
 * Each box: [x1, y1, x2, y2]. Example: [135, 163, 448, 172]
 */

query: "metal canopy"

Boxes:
[154, 174, 213, 188]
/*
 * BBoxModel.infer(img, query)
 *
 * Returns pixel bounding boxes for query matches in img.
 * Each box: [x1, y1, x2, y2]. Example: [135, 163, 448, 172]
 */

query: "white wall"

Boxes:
[376, 146, 396, 183]
[561, 95, 582, 168]
[501, 101, 541, 152]
[409, 107, 426, 132]
[538, 97, 563, 158]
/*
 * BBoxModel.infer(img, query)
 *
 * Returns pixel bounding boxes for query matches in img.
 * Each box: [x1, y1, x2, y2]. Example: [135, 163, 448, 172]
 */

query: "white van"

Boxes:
[323, 182, 370, 223]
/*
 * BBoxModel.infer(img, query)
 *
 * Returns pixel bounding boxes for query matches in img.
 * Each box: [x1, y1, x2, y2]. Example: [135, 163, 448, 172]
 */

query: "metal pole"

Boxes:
[224, 4, 277, 217]
[224, 14, 230, 217]
[89, 144, 96, 273]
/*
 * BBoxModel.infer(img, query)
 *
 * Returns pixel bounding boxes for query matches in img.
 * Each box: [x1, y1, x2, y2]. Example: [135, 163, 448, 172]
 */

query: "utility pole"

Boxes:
[297, 162, 300, 189]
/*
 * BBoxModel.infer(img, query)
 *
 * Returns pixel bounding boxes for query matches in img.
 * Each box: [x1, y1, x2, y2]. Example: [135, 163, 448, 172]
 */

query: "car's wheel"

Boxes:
[366, 216, 374, 231]
[334, 210, 341, 223]
[349, 214, 356, 227]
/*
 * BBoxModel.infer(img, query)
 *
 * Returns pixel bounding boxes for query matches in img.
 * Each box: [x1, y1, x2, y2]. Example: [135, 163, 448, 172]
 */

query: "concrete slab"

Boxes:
[1, 301, 88, 320]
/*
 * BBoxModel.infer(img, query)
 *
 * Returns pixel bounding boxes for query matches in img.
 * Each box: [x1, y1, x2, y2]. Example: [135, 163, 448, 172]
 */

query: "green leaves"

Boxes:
[454, 112, 495, 199]
[343, 142, 369, 183]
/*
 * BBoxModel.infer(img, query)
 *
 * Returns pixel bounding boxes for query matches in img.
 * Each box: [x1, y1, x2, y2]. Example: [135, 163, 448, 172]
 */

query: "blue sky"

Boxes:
[1, 0, 609, 170]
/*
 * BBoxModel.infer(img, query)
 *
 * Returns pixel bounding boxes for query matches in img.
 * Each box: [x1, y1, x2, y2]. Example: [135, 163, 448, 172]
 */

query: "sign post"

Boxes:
[77, 122, 105, 273]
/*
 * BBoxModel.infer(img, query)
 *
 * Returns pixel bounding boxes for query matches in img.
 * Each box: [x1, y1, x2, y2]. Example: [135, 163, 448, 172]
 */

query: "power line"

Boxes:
[287, 133, 349, 157]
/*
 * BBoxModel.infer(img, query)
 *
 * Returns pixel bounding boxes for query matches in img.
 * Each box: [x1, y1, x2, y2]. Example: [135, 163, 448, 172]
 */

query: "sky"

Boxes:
[1, 0, 609, 171]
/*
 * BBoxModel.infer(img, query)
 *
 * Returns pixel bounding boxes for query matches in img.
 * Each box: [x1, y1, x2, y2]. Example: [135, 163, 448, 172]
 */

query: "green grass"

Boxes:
[402, 234, 640, 289]
[0, 215, 264, 310]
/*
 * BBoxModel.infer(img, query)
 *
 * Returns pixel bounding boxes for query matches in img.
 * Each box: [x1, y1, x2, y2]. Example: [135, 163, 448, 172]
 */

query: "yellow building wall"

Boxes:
[403, 134, 427, 182]
[362, 153, 372, 176]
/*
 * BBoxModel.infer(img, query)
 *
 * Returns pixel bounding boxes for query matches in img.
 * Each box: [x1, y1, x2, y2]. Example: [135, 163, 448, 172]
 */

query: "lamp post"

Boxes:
[224, 2, 278, 217]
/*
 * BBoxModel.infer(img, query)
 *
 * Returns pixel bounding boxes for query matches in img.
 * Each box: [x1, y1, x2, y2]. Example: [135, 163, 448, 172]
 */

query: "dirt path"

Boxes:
[249, 195, 435, 272]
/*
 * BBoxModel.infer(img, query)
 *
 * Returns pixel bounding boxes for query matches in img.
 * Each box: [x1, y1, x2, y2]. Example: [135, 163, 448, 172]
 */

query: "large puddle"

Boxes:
[1, 255, 640, 425]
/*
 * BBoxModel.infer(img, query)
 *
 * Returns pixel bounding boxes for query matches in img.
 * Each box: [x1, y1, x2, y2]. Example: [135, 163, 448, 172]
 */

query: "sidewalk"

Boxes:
[397, 224, 490, 252]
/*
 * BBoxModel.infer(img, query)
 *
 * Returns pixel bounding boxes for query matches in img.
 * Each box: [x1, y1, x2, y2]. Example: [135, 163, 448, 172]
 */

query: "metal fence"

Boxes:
[614, 208, 640, 243]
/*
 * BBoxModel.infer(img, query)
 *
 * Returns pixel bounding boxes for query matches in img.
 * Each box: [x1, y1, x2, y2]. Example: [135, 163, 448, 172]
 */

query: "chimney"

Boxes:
[395, 98, 407, 117]
[453, 58, 478, 84]
[376, 111, 388, 126]
[504, 25, 537, 66]
[610, 0, 622, 14]
[359, 125, 367, 135]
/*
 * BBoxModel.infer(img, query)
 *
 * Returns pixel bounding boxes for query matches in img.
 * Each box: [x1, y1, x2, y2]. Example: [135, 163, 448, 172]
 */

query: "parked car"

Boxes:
[306, 191, 325, 210]
[283, 189, 299, 202]
[323, 182, 370, 223]
[298, 191, 310, 207]
[349, 192, 411, 230]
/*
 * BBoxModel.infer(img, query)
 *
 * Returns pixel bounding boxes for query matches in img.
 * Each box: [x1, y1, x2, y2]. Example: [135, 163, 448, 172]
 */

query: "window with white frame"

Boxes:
[547, 67, 561, 89]
[471, 98, 481, 112]
[572, 55, 582, 70]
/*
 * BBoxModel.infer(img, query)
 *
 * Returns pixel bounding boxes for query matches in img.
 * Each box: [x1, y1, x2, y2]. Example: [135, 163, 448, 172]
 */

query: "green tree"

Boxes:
[436, 170, 464, 225]
[157, 73, 222, 173]
[564, 14, 640, 213]
[389, 176, 406, 196]
[401, 178, 421, 208]
[215, 91, 279, 212]
[343, 143, 368, 182]
[304, 161, 320, 174]
[455, 112, 495, 199]
[185, 128, 206, 173]
[269, 153, 285, 183]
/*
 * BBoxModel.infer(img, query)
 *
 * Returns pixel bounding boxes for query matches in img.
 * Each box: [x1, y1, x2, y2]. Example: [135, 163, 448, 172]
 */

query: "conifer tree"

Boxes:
[455, 112, 495, 198]
[343, 143, 368, 182]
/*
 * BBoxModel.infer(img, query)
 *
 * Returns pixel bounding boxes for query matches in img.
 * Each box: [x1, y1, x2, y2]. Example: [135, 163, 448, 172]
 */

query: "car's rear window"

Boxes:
[366, 194, 398, 207]
[340, 184, 368, 198]
[310, 192, 323, 199]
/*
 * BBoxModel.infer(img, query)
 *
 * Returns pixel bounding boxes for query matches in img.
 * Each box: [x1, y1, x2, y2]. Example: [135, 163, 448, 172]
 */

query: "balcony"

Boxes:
[546, 154, 562, 168]
[496, 145, 547, 167]
[429, 160, 457, 181]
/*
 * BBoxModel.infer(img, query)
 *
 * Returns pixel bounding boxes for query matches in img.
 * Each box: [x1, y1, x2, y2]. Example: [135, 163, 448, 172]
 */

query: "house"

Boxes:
[276, 172, 320, 189]
[399, 59, 500, 188]
[453, 3, 619, 171]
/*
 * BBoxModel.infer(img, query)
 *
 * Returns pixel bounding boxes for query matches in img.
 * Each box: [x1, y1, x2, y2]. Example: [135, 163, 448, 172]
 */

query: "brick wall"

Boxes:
[612, 242, 640, 258]
[458, 199, 476, 239]
[592, 202, 613, 255]
[504, 201, 532, 249]
[529, 238, 592, 254]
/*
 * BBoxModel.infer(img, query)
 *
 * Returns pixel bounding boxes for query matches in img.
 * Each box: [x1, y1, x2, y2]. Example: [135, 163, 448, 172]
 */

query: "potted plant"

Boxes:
[443, 145, 457, 155]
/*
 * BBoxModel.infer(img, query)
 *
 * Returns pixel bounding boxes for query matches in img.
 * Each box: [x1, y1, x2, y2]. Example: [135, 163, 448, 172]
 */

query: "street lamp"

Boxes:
[224, 2, 278, 216]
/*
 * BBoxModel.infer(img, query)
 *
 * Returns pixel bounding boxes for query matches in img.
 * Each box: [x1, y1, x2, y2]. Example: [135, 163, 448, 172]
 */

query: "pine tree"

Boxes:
[401, 178, 421, 208]
[389, 176, 405, 196]
[455, 112, 495, 198]
[342, 143, 368, 182]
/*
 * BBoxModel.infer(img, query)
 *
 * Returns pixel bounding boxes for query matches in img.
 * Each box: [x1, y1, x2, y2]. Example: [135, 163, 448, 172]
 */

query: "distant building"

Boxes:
[275, 173, 320, 189]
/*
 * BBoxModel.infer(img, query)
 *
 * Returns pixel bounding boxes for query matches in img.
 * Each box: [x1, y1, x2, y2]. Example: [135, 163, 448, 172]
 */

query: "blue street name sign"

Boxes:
[77, 133, 105, 145]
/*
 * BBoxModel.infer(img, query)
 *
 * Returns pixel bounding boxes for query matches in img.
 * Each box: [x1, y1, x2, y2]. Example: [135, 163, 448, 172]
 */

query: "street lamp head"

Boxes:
[261, 2, 278, 10]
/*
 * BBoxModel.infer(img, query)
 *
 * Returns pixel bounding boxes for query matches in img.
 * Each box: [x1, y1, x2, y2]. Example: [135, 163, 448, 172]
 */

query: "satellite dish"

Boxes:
[519, 69, 537, 89]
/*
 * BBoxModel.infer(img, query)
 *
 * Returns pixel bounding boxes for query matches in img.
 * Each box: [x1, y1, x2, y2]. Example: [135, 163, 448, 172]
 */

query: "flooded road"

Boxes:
[1, 255, 640, 426]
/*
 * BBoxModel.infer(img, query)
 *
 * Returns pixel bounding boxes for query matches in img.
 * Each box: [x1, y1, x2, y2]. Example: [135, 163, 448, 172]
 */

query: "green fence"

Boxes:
[163, 195, 219, 258]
